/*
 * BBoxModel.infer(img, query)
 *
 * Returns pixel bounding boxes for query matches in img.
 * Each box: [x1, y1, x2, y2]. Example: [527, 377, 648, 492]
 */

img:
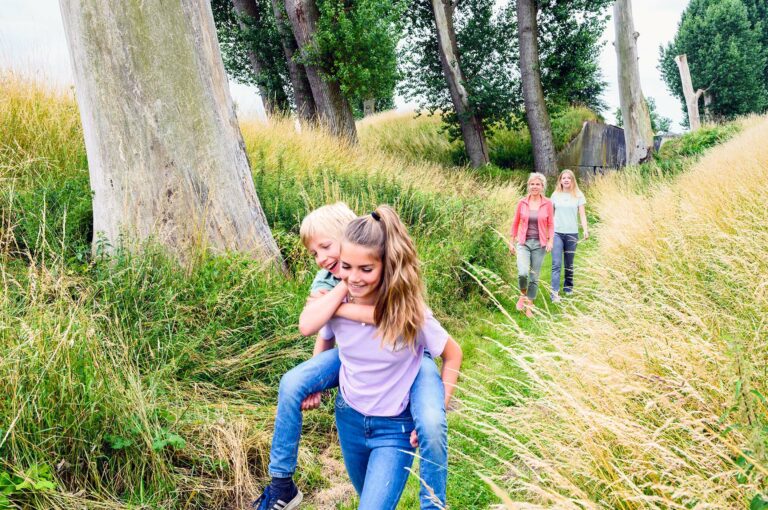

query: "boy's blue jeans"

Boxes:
[335, 393, 414, 510]
[268, 348, 448, 509]
[551, 232, 579, 294]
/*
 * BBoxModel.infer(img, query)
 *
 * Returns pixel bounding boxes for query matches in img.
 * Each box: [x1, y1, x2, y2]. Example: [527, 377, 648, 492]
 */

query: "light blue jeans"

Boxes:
[335, 393, 415, 510]
[267, 349, 447, 509]
[517, 238, 546, 299]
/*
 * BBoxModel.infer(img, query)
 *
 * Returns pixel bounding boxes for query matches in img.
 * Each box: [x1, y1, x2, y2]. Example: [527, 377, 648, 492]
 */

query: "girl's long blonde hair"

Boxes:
[555, 169, 582, 198]
[343, 205, 425, 350]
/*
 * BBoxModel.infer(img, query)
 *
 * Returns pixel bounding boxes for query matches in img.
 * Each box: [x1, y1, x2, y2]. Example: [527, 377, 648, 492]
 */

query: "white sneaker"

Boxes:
[551, 292, 561, 303]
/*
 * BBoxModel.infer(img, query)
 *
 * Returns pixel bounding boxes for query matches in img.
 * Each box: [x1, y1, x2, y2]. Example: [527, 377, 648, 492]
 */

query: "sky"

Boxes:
[0, 0, 689, 130]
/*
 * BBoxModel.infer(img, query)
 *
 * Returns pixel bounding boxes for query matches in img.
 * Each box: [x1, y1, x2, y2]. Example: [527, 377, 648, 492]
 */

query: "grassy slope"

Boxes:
[358, 106, 598, 174]
[464, 116, 768, 508]
[1, 71, 763, 509]
[0, 74, 520, 509]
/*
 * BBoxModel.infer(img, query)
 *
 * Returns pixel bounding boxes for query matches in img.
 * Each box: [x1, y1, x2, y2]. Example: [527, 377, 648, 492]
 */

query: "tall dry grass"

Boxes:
[469, 116, 768, 508]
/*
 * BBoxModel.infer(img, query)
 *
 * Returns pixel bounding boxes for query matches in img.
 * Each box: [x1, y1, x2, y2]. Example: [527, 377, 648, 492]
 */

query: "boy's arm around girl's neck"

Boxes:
[298, 281, 377, 337]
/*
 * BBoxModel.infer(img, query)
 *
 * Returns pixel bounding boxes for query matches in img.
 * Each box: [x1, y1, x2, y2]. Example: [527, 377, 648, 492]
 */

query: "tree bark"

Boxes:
[674, 54, 706, 131]
[613, 0, 654, 165]
[430, 0, 489, 168]
[363, 98, 376, 117]
[284, 0, 357, 142]
[231, 0, 289, 116]
[517, 0, 557, 177]
[60, 0, 282, 265]
[270, 0, 317, 121]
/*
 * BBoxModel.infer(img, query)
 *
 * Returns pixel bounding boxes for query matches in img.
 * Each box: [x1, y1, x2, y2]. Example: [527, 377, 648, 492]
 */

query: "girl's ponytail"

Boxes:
[344, 205, 425, 350]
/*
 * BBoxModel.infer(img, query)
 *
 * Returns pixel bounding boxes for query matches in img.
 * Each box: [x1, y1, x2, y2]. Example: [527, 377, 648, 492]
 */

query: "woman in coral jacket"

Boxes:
[509, 172, 554, 317]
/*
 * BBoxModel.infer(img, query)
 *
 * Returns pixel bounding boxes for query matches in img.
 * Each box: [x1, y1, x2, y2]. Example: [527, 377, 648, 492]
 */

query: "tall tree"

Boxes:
[60, 0, 282, 263]
[536, 0, 612, 114]
[613, 0, 654, 165]
[307, 0, 403, 114]
[615, 96, 672, 134]
[659, 0, 768, 124]
[400, 0, 610, 167]
[231, 0, 290, 115]
[211, 0, 291, 115]
[429, 0, 490, 167]
[269, 0, 317, 120]
[285, 0, 358, 140]
[517, 0, 557, 176]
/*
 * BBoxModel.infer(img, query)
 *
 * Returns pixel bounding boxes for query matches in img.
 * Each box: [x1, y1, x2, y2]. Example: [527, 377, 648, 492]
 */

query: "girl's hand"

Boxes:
[546, 240, 553, 252]
[582, 230, 589, 240]
[300, 392, 322, 410]
[509, 241, 516, 255]
[409, 429, 419, 448]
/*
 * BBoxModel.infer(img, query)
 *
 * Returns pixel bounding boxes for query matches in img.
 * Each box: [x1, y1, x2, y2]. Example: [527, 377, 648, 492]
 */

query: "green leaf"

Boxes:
[32, 479, 56, 491]
[750, 494, 768, 510]
[13, 479, 30, 491]
[163, 432, 186, 450]
[105, 434, 134, 450]
[0, 493, 10, 509]
[750, 389, 767, 405]
[0, 472, 14, 495]
[151, 430, 186, 452]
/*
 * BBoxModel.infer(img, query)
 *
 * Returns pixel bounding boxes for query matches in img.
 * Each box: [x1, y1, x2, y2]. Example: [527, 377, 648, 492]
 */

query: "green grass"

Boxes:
[0, 72, 754, 509]
[359, 106, 599, 174]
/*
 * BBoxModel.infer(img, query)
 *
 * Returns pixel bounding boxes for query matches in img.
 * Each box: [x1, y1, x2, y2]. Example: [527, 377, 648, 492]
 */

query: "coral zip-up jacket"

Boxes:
[511, 195, 555, 246]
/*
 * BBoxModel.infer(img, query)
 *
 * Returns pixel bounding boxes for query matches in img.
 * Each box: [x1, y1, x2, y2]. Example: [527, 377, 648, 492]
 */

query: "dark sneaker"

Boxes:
[252, 483, 303, 510]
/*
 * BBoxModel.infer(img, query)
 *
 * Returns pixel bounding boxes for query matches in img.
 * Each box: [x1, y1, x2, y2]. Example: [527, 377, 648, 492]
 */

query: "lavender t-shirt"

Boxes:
[319, 310, 449, 417]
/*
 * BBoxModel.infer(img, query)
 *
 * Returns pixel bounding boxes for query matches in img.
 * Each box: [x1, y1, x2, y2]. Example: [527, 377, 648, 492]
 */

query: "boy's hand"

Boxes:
[409, 429, 419, 448]
[306, 289, 329, 306]
[301, 392, 323, 410]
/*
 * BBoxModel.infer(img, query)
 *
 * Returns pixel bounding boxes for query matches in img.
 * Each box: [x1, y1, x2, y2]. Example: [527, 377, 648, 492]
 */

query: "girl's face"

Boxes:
[339, 242, 383, 305]
[528, 179, 544, 196]
[307, 236, 341, 275]
[560, 174, 573, 190]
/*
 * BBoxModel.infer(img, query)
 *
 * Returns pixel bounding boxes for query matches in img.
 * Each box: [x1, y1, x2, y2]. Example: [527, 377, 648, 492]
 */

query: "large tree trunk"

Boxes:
[60, 0, 282, 264]
[430, 0, 489, 168]
[231, 0, 289, 116]
[270, 0, 317, 121]
[363, 98, 376, 117]
[284, 0, 357, 141]
[674, 54, 706, 131]
[613, 0, 654, 165]
[517, 0, 557, 177]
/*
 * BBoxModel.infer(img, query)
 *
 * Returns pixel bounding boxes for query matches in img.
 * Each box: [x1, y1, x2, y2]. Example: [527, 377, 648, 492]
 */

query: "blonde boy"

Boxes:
[253, 203, 449, 510]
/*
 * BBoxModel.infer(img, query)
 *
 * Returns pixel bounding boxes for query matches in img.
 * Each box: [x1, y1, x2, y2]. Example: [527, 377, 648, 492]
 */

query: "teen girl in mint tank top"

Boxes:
[321, 206, 463, 510]
[549, 169, 589, 301]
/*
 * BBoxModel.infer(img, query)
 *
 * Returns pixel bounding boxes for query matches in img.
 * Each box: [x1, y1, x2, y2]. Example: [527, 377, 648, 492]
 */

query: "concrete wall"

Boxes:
[557, 121, 626, 181]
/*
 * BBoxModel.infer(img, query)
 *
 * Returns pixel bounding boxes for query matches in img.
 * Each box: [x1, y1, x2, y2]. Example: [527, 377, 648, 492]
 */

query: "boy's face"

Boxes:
[307, 236, 342, 276]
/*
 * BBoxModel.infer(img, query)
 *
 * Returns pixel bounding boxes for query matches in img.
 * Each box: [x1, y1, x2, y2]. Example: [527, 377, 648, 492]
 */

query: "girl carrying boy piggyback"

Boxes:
[253, 203, 463, 510]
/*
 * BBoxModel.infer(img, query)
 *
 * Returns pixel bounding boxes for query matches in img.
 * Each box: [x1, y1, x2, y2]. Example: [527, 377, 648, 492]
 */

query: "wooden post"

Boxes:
[674, 54, 705, 131]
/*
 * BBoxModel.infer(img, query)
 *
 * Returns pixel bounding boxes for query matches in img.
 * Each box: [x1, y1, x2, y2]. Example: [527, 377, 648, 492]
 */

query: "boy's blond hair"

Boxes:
[300, 202, 357, 247]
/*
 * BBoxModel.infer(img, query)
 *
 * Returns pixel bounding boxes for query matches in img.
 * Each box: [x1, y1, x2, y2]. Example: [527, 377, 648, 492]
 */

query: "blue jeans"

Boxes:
[267, 351, 448, 509]
[410, 353, 447, 509]
[335, 394, 415, 510]
[551, 232, 578, 294]
[268, 348, 341, 477]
